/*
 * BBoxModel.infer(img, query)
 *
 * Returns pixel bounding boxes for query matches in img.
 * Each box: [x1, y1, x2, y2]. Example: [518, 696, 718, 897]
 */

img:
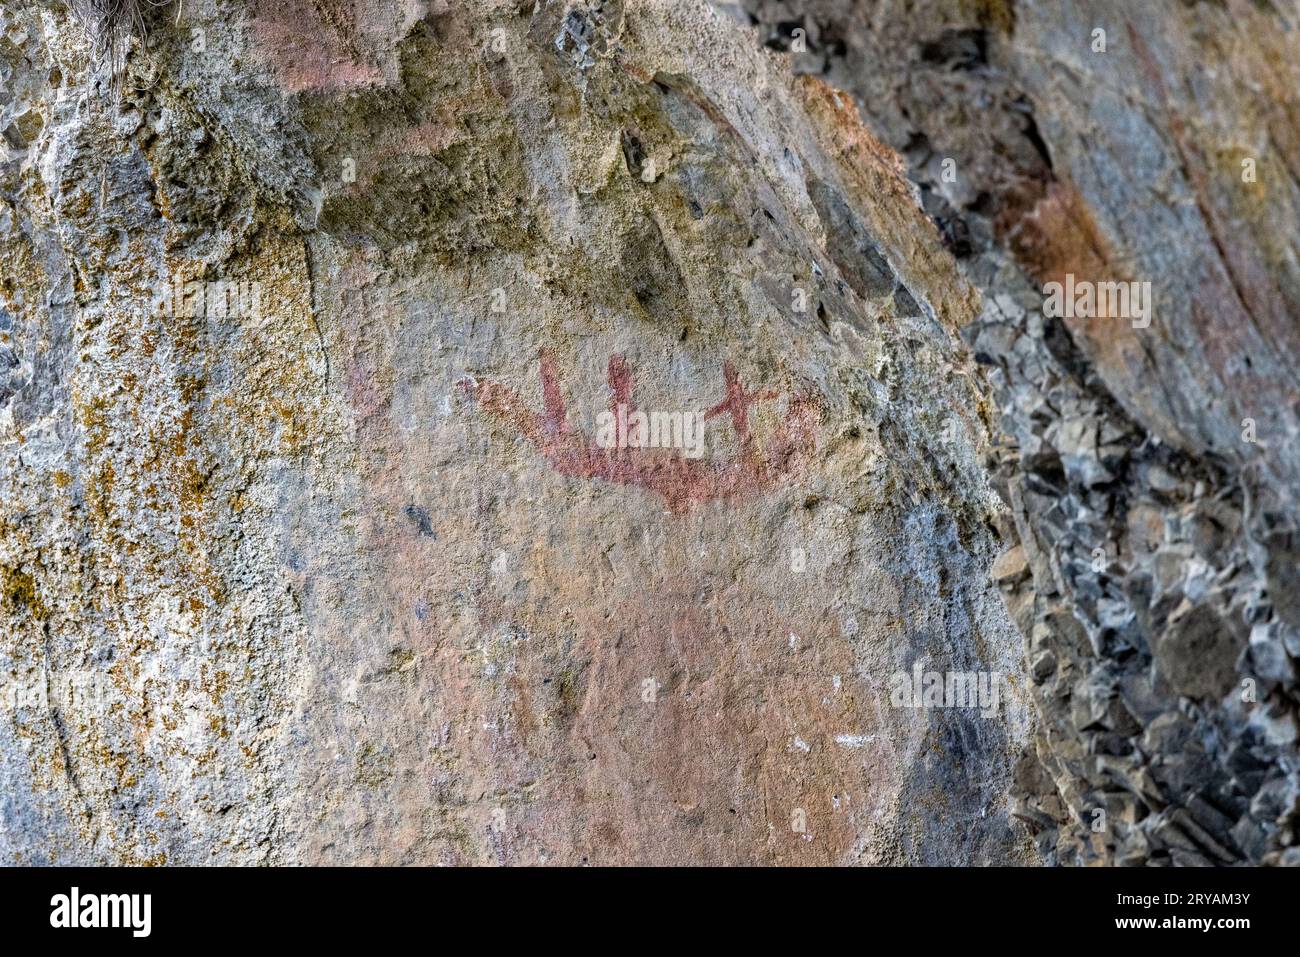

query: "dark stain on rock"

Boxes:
[404, 504, 435, 537]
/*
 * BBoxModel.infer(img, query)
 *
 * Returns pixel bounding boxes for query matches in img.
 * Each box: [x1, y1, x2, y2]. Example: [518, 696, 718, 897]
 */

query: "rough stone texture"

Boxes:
[5, 0, 1298, 868]
[1, 0, 1035, 864]
[735, 0, 1300, 864]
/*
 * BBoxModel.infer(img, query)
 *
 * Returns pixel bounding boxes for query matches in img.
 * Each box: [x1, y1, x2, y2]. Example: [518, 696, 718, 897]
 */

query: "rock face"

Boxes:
[1, 0, 1033, 865]
[0, 0, 1296, 868]
[736, 0, 1300, 864]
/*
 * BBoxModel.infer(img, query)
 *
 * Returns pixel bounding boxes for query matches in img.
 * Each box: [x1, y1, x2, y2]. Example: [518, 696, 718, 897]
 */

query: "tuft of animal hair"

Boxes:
[64, 0, 174, 93]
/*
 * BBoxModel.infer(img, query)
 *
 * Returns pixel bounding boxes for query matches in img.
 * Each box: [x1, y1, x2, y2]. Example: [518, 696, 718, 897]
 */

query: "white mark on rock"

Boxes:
[834, 734, 875, 748]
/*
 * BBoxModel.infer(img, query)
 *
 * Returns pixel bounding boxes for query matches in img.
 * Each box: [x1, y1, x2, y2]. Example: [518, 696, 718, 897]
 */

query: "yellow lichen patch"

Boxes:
[1214, 145, 1293, 277]
[959, 0, 1015, 34]
[1216, 145, 1268, 209]
[2, 566, 48, 620]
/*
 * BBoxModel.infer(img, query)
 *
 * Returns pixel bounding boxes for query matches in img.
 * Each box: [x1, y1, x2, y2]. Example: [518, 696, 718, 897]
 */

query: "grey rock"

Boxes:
[1151, 601, 1244, 701]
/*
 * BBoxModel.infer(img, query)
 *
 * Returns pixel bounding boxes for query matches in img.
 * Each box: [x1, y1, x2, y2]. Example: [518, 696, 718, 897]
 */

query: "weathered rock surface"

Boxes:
[5, 0, 1298, 868]
[736, 0, 1300, 864]
[2, 0, 1035, 864]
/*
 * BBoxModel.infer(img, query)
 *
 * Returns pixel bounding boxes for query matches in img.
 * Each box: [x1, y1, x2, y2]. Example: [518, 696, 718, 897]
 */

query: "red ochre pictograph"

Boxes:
[459, 350, 823, 513]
